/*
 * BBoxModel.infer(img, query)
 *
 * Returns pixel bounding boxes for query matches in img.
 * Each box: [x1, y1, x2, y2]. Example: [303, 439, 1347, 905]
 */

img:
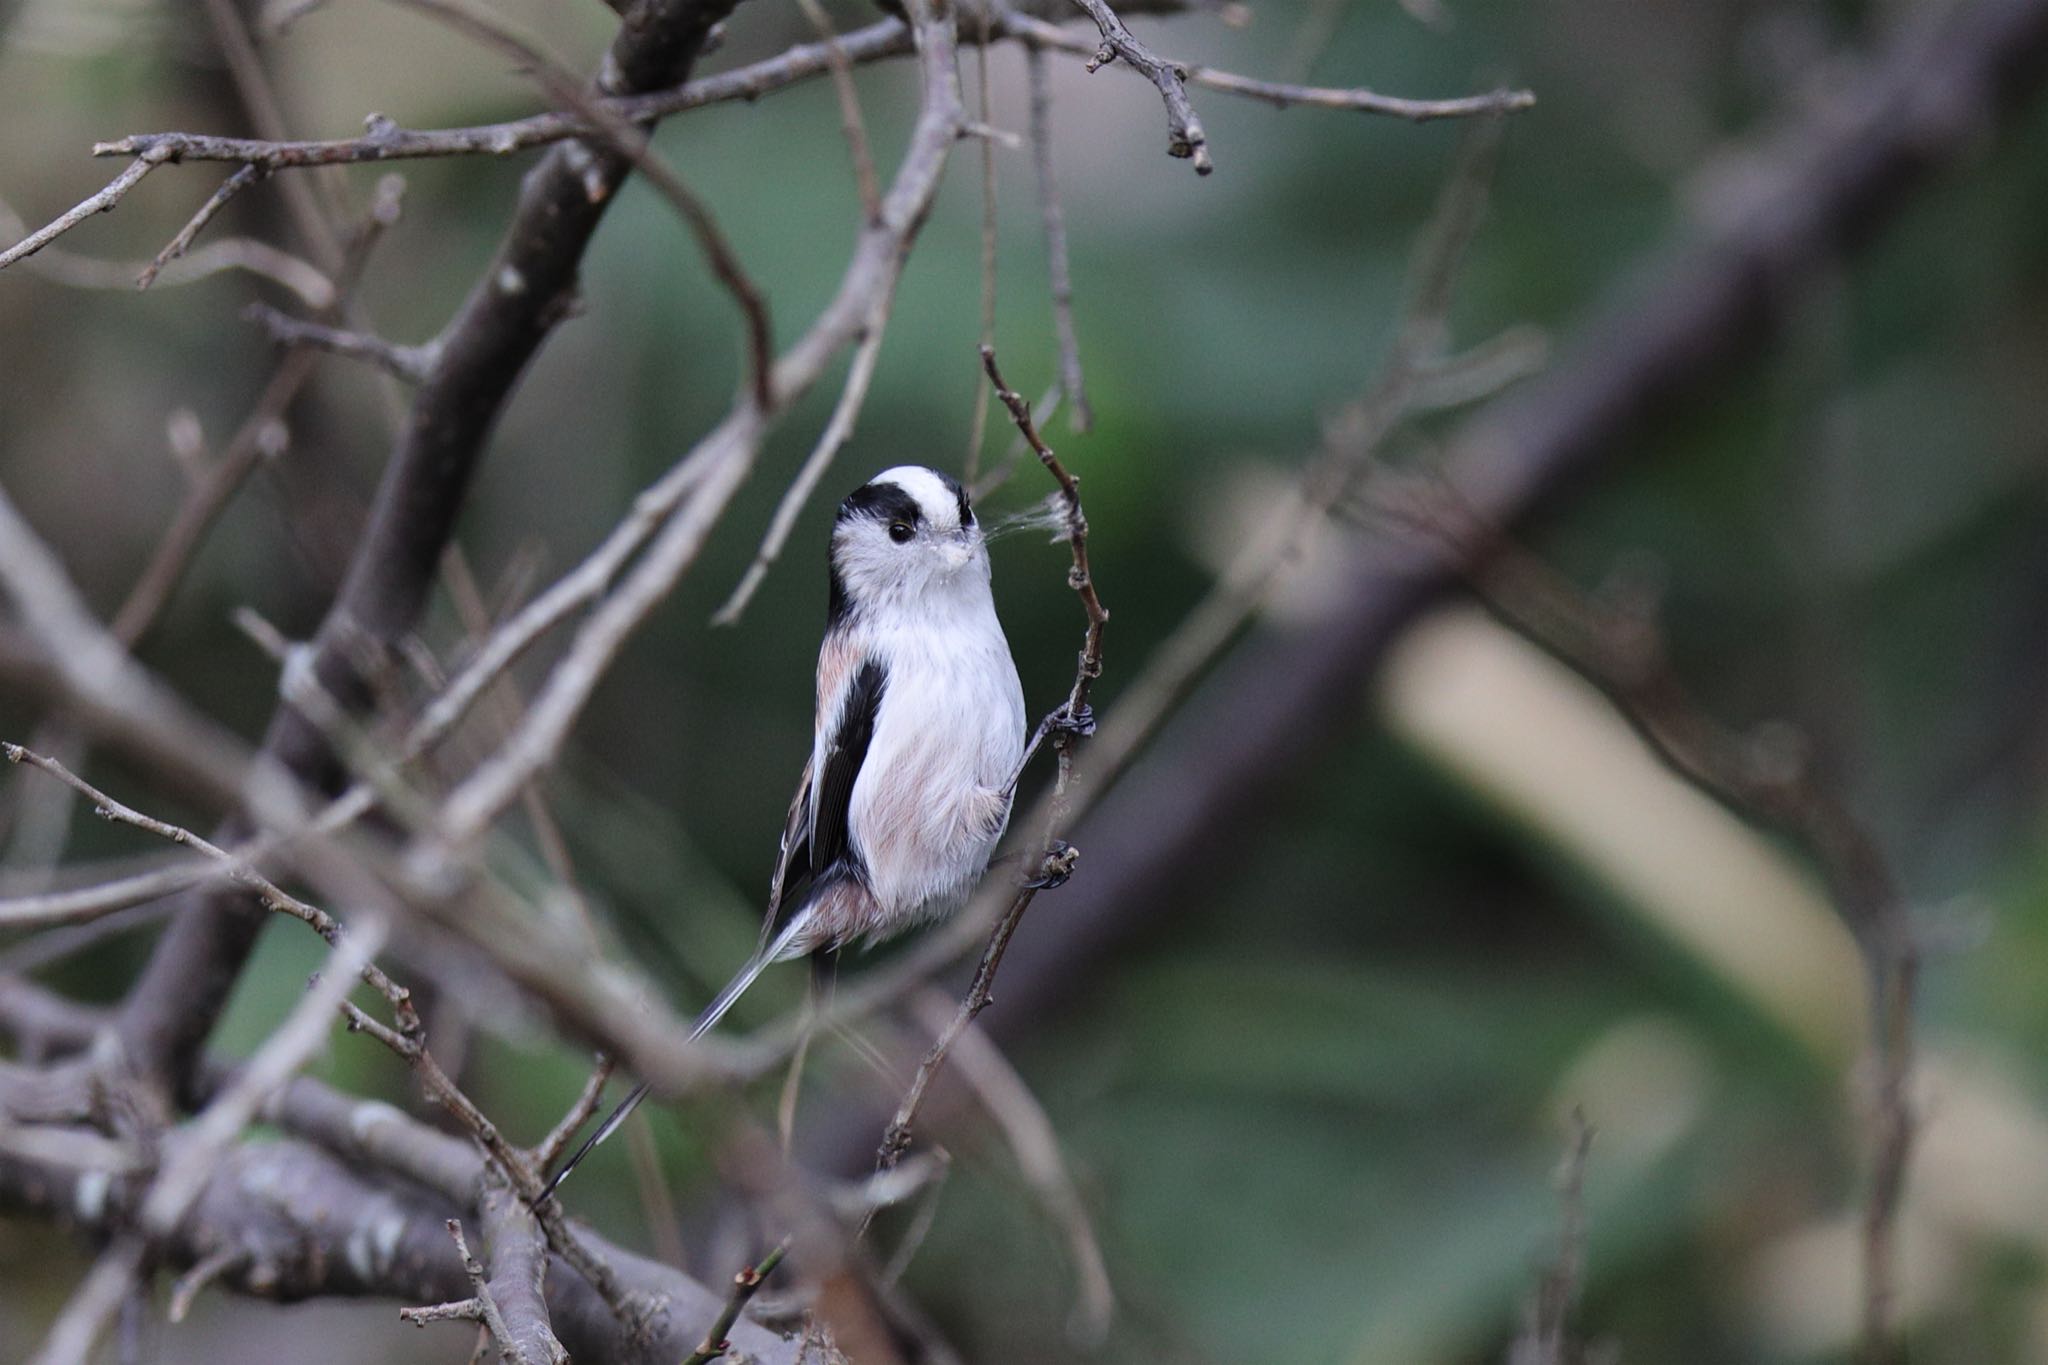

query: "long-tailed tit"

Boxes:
[542, 465, 1026, 1198]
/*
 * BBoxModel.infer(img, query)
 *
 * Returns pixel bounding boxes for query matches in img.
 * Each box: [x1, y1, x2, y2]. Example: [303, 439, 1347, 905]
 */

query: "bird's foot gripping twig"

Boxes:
[1012, 702, 1097, 790]
[1047, 701, 1095, 740]
[1024, 841, 1080, 891]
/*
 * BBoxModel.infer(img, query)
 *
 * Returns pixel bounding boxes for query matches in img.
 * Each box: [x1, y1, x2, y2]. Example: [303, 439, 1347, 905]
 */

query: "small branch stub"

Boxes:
[680, 1240, 789, 1365]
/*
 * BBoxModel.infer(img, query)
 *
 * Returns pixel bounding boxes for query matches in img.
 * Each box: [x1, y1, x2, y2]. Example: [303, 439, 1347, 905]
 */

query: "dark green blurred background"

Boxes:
[3, 0, 2048, 1359]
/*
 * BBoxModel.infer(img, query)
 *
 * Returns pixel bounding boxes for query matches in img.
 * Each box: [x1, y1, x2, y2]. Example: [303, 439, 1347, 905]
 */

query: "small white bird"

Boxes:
[543, 465, 1026, 1198]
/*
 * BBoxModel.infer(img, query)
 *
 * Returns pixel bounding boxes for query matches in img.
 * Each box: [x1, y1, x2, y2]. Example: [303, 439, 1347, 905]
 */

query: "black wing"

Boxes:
[765, 658, 887, 941]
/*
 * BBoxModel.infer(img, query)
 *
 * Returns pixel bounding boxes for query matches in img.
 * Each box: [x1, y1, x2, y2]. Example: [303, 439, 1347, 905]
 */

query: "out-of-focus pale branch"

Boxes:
[0, 1124, 801, 1364]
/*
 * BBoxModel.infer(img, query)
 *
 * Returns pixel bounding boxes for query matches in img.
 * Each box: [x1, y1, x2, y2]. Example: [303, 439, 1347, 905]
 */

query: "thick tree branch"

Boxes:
[111, 0, 746, 1100]
[0, 1133, 799, 1364]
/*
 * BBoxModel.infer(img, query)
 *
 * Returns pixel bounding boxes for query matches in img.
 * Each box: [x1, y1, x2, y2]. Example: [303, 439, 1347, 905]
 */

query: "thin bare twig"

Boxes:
[532, 1057, 615, 1172]
[0, 191, 332, 303]
[1508, 1112, 1593, 1365]
[381, 0, 774, 407]
[963, 0, 1001, 480]
[90, 21, 915, 169]
[0, 153, 169, 271]
[137, 163, 267, 290]
[1064, 0, 1213, 172]
[680, 1241, 790, 1365]
[245, 301, 436, 382]
[0, 856, 220, 930]
[907, 989, 1113, 1344]
[200, 0, 349, 266]
[1026, 44, 1093, 432]
[711, 294, 892, 625]
[795, 0, 883, 221]
[401, 1223, 501, 1331]
[1005, 12, 1536, 121]
[865, 346, 1108, 1189]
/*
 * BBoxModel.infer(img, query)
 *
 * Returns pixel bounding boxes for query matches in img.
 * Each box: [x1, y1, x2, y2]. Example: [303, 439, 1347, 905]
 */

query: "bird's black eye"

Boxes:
[888, 521, 914, 544]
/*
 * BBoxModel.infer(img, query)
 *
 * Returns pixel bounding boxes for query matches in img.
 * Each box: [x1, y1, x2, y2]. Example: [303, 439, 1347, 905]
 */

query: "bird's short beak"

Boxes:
[940, 533, 974, 571]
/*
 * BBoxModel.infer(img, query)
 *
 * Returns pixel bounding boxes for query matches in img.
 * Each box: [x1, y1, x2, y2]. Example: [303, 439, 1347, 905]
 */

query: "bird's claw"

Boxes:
[1050, 703, 1095, 740]
[1025, 840, 1079, 890]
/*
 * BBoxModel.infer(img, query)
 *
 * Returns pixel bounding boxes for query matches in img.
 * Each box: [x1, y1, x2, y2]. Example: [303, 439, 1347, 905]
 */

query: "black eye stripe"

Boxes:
[836, 482, 926, 528]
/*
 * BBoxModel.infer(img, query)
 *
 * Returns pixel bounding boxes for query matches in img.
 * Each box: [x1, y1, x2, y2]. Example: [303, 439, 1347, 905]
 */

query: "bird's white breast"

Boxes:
[846, 594, 1025, 929]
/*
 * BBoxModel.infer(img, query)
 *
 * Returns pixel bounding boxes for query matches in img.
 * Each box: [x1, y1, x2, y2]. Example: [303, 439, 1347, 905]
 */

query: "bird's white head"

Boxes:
[828, 465, 988, 624]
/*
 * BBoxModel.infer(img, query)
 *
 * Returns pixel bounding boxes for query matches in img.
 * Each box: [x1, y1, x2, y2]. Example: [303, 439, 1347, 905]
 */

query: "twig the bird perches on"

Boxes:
[865, 346, 1108, 1189]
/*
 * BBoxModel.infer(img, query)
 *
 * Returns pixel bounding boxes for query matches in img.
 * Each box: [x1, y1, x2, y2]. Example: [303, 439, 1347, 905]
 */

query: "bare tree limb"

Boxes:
[110, 0, 749, 1100]
[0, 1130, 800, 1363]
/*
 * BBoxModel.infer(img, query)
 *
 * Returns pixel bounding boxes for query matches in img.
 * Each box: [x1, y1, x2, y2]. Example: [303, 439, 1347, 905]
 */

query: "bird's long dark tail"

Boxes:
[538, 920, 804, 1201]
